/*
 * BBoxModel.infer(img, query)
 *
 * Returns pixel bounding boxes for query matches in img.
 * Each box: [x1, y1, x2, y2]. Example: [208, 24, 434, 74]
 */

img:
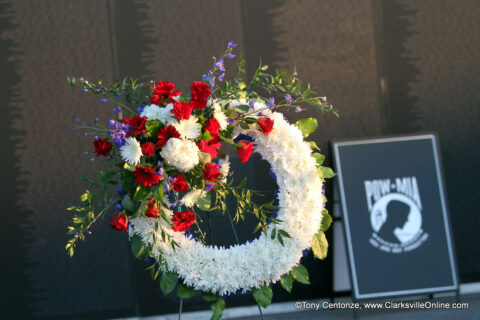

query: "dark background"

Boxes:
[0, 0, 479, 319]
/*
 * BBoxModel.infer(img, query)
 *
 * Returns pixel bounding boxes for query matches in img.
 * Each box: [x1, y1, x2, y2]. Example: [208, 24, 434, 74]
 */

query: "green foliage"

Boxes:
[312, 231, 328, 260]
[295, 118, 318, 138]
[146, 120, 162, 137]
[197, 192, 212, 211]
[312, 153, 325, 166]
[317, 166, 336, 179]
[210, 297, 226, 320]
[160, 272, 178, 295]
[320, 209, 332, 232]
[131, 235, 148, 260]
[280, 273, 294, 293]
[290, 264, 310, 285]
[176, 283, 200, 299]
[252, 285, 273, 308]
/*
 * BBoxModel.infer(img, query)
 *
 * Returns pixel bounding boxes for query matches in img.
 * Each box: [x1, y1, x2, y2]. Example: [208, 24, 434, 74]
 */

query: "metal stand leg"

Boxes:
[225, 206, 265, 320]
[178, 298, 183, 320]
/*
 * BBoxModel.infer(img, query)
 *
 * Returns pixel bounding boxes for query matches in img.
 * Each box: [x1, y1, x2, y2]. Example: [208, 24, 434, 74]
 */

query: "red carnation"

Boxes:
[203, 162, 221, 182]
[237, 141, 254, 163]
[145, 199, 160, 218]
[257, 117, 274, 135]
[172, 210, 196, 232]
[198, 136, 221, 159]
[110, 212, 128, 231]
[172, 174, 189, 192]
[93, 138, 112, 157]
[190, 81, 211, 109]
[204, 117, 221, 137]
[132, 165, 161, 187]
[141, 142, 156, 158]
[123, 115, 147, 135]
[150, 81, 181, 105]
[156, 125, 180, 148]
[171, 101, 193, 120]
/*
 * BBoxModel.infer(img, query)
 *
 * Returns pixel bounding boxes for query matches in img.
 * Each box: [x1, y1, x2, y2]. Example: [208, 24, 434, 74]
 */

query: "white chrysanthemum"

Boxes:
[120, 137, 142, 165]
[140, 103, 175, 124]
[212, 102, 229, 130]
[160, 138, 200, 172]
[181, 189, 206, 207]
[173, 116, 201, 140]
[218, 156, 230, 183]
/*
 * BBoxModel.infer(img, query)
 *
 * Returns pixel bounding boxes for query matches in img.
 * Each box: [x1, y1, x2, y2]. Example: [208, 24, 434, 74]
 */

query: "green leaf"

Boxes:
[312, 231, 329, 260]
[295, 118, 318, 138]
[160, 272, 178, 295]
[202, 292, 218, 302]
[130, 235, 148, 259]
[235, 105, 250, 113]
[210, 297, 226, 320]
[176, 284, 200, 299]
[124, 162, 136, 172]
[320, 209, 332, 232]
[252, 285, 273, 308]
[244, 117, 258, 124]
[202, 130, 213, 141]
[278, 229, 291, 238]
[312, 153, 325, 166]
[308, 141, 321, 151]
[317, 166, 336, 179]
[146, 120, 162, 137]
[121, 194, 136, 212]
[290, 264, 310, 284]
[133, 186, 149, 202]
[280, 273, 294, 293]
[154, 184, 164, 203]
[197, 192, 211, 211]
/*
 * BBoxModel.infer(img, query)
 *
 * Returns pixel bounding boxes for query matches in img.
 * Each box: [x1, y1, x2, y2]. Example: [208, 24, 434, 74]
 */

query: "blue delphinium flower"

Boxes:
[116, 187, 124, 196]
[214, 59, 225, 72]
[137, 105, 144, 113]
[202, 74, 211, 82]
[226, 53, 236, 59]
[101, 98, 108, 104]
[115, 204, 123, 211]
[94, 116, 99, 124]
[285, 93, 293, 104]
[116, 93, 122, 100]
[228, 41, 237, 48]
[205, 183, 216, 191]
[266, 97, 276, 108]
[218, 72, 225, 82]
[107, 120, 130, 146]
[113, 106, 121, 114]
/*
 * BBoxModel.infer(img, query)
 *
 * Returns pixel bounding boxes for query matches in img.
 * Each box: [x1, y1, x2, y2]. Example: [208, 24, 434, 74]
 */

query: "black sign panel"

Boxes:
[333, 135, 458, 299]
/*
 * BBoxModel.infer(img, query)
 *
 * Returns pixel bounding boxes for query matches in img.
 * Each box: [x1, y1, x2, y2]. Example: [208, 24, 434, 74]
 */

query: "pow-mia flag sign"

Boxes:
[333, 135, 458, 299]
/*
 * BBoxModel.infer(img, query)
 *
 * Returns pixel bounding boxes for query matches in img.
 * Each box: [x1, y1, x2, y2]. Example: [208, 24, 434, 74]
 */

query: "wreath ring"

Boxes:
[129, 106, 324, 295]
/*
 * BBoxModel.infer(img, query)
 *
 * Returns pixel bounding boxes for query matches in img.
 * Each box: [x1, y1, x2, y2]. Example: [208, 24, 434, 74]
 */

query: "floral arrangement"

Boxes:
[66, 41, 336, 319]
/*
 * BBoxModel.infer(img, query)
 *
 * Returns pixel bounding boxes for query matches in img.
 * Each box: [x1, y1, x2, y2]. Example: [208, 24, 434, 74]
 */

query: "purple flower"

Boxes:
[116, 93, 122, 100]
[295, 107, 305, 112]
[214, 59, 225, 72]
[108, 120, 116, 128]
[101, 98, 108, 104]
[227, 118, 235, 124]
[115, 204, 123, 211]
[219, 72, 225, 82]
[72, 126, 77, 131]
[113, 106, 122, 114]
[82, 88, 88, 93]
[107, 120, 131, 146]
[164, 183, 170, 195]
[94, 117, 99, 123]
[228, 41, 237, 48]
[137, 105, 145, 113]
[328, 104, 333, 109]
[83, 131, 88, 136]
[266, 97, 276, 108]
[116, 187, 124, 196]
[226, 53, 236, 59]
[210, 76, 216, 90]
[202, 74, 211, 82]
[74, 118, 80, 123]
[285, 93, 293, 104]
[205, 183, 216, 191]
[94, 135, 99, 140]
[248, 101, 255, 108]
